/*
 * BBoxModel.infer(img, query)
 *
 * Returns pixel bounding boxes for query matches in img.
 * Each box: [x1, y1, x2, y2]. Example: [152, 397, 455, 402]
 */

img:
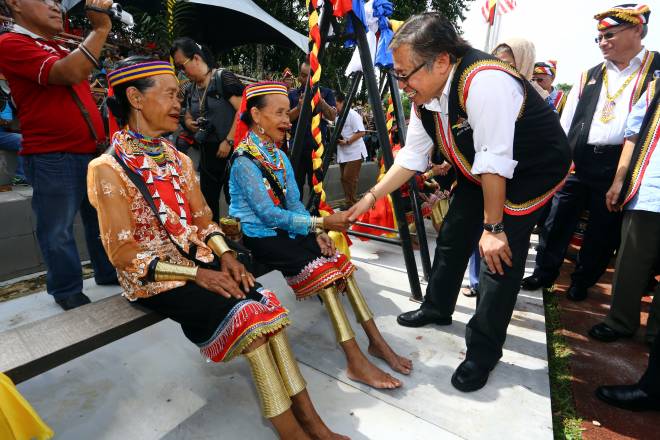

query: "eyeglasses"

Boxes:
[595, 25, 632, 44]
[392, 62, 427, 84]
[38, 0, 63, 9]
[175, 57, 193, 73]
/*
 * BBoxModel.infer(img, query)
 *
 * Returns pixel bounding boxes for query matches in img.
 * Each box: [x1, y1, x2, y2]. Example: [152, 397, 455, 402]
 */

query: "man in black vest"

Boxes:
[521, 4, 659, 301]
[348, 12, 571, 392]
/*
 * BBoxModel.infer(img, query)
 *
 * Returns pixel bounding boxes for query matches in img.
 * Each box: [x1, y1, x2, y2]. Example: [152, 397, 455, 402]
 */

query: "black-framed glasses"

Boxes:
[391, 62, 427, 84]
[38, 0, 63, 9]
[595, 25, 632, 44]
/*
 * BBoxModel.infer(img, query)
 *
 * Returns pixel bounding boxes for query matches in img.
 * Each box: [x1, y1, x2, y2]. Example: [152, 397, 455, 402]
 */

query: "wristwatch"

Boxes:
[483, 222, 505, 234]
[225, 139, 234, 148]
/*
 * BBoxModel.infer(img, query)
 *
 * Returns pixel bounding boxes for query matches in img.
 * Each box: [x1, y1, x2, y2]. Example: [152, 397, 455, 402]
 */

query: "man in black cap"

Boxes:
[522, 4, 660, 302]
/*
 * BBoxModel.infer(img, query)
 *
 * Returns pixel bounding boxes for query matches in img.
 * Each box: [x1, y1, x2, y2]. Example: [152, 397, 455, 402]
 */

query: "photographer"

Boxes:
[170, 37, 244, 223]
[0, 0, 117, 310]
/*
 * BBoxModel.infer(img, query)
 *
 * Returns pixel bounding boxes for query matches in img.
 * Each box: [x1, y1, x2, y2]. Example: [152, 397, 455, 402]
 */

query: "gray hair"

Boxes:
[641, 24, 648, 39]
[389, 12, 471, 66]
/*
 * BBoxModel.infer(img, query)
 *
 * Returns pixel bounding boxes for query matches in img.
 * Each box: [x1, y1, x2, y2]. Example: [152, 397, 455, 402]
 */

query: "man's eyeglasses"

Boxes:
[176, 57, 192, 72]
[391, 61, 427, 84]
[38, 0, 63, 10]
[595, 25, 632, 44]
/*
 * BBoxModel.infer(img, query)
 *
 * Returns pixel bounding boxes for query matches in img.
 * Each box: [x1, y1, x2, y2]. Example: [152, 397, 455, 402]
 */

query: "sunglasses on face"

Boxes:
[176, 57, 192, 73]
[595, 25, 632, 44]
[392, 61, 426, 84]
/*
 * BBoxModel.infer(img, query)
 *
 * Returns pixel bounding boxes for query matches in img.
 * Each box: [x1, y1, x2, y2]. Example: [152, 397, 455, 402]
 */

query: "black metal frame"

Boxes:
[289, 8, 431, 301]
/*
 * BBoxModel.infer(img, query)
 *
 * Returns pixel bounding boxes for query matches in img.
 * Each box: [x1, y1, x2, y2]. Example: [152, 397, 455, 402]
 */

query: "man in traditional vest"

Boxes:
[533, 60, 567, 115]
[522, 4, 659, 301]
[348, 12, 571, 392]
[588, 77, 660, 344]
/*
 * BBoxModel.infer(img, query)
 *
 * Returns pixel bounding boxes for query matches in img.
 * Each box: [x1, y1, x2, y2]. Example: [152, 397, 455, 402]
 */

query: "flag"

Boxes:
[481, 0, 517, 24]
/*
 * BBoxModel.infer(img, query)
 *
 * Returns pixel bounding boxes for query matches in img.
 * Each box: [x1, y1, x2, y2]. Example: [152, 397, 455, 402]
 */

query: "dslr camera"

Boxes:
[194, 116, 215, 144]
[85, 3, 134, 26]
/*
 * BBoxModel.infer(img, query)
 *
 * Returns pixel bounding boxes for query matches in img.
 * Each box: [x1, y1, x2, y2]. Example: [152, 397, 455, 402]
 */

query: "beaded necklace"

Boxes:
[117, 130, 191, 232]
[246, 131, 287, 183]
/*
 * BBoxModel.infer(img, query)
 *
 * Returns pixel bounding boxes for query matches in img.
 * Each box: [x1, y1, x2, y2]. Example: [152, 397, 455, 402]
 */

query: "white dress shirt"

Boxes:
[395, 65, 524, 179]
[560, 48, 648, 146]
[337, 108, 368, 163]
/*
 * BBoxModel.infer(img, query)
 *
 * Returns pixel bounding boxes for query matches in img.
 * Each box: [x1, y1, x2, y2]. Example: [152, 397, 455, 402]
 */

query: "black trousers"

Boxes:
[422, 182, 541, 368]
[534, 171, 622, 288]
[199, 141, 230, 223]
[639, 331, 660, 395]
[293, 147, 314, 200]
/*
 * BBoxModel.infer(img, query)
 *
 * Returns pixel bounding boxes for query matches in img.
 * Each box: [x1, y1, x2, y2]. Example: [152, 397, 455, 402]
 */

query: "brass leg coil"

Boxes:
[319, 286, 356, 344]
[345, 275, 374, 324]
[244, 343, 292, 419]
[268, 330, 307, 397]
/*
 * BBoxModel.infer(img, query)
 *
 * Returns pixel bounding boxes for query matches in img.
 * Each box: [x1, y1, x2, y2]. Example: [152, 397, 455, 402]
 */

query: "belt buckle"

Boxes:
[593, 145, 606, 154]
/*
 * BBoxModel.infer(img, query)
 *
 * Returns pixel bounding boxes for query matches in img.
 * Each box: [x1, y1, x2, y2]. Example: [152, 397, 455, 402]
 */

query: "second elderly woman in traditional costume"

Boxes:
[229, 82, 412, 390]
[87, 57, 348, 440]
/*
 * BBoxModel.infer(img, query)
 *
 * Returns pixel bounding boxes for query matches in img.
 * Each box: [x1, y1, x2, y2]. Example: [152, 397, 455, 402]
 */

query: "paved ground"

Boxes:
[550, 248, 660, 439]
[1, 228, 553, 439]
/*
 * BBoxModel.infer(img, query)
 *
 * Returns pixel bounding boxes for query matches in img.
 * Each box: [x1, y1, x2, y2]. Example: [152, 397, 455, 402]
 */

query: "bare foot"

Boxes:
[291, 390, 351, 440]
[368, 342, 413, 375]
[300, 421, 350, 440]
[346, 356, 402, 389]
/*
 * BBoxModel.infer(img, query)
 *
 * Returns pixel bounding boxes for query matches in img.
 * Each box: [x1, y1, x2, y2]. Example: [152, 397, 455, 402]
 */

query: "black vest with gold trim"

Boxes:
[419, 49, 571, 216]
[620, 79, 660, 206]
[566, 50, 660, 168]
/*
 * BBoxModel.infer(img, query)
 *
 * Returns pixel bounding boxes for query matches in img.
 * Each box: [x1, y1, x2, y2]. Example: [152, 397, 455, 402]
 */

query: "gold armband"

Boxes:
[154, 261, 198, 282]
[207, 234, 237, 258]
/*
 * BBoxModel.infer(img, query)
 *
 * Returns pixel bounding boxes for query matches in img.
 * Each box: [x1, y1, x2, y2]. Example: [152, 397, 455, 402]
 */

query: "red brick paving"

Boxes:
[553, 250, 660, 439]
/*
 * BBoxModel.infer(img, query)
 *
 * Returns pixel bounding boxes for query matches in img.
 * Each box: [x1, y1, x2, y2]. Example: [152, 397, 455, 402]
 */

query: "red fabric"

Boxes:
[351, 195, 396, 239]
[106, 85, 120, 138]
[332, 0, 354, 16]
[286, 253, 355, 299]
[233, 87, 249, 145]
[0, 33, 104, 155]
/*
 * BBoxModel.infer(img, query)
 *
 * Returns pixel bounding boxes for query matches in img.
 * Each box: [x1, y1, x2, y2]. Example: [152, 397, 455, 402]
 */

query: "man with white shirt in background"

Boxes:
[522, 4, 660, 305]
[348, 12, 571, 392]
[335, 91, 367, 209]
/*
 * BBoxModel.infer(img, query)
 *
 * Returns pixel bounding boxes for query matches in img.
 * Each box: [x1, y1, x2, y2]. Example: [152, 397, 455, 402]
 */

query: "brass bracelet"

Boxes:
[207, 234, 237, 258]
[154, 261, 198, 282]
[310, 216, 324, 232]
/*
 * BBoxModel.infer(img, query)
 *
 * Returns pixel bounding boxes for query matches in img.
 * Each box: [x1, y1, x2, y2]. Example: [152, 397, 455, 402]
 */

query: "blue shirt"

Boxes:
[0, 99, 13, 132]
[624, 89, 660, 213]
[288, 86, 336, 151]
[229, 132, 313, 238]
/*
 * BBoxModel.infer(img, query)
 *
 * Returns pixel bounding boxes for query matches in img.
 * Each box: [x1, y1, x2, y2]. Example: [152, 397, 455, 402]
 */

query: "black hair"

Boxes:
[239, 94, 269, 126]
[106, 56, 156, 125]
[335, 91, 346, 103]
[169, 37, 214, 69]
[390, 12, 471, 65]
[0, 0, 11, 18]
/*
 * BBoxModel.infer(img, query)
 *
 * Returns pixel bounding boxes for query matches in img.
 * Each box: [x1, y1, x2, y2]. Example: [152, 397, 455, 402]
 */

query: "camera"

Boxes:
[85, 3, 134, 27]
[194, 117, 215, 144]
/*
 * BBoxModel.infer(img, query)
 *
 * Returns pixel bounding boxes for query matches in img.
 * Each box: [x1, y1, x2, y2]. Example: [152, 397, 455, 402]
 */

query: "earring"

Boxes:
[258, 125, 265, 135]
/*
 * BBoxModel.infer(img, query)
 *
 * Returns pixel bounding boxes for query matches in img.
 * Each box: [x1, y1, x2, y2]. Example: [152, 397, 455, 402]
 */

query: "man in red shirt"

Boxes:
[0, 0, 117, 310]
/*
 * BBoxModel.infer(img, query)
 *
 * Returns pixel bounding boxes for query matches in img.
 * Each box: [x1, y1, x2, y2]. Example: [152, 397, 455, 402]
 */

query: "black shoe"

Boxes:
[520, 275, 552, 291]
[462, 287, 478, 298]
[397, 308, 452, 328]
[588, 322, 631, 342]
[596, 385, 660, 412]
[566, 284, 588, 301]
[55, 292, 91, 311]
[95, 277, 119, 286]
[451, 360, 492, 392]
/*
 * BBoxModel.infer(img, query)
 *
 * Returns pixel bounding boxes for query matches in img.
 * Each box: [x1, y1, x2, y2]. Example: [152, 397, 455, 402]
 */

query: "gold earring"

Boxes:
[258, 125, 265, 135]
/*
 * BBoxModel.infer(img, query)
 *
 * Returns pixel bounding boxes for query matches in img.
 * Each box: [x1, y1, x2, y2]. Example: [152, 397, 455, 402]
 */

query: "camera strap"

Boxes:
[69, 87, 108, 152]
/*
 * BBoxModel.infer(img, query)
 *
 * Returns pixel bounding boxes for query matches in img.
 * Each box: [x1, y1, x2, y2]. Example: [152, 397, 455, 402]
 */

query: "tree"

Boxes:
[556, 83, 573, 94]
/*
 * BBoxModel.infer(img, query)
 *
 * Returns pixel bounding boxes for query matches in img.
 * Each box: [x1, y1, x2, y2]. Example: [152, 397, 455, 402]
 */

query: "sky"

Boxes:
[459, 0, 660, 86]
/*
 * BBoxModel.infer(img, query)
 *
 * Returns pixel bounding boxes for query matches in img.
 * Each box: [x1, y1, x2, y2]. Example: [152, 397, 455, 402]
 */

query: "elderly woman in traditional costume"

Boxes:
[87, 57, 347, 440]
[228, 82, 412, 390]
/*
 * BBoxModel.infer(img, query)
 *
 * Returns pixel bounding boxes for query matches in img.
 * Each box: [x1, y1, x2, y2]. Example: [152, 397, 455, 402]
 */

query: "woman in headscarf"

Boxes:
[492, 37, 549, 100]
[88, 57, 347, 440]
[229, 82, 412, 390]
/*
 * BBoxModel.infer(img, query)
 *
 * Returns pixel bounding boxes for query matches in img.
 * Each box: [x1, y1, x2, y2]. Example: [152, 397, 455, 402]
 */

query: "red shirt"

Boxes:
[0, 31, 105, 155]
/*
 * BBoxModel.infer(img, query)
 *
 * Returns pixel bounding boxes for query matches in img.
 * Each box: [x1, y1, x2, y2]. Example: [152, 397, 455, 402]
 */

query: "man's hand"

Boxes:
[217, 140, 231, 158]
[195, 267, 246, 299]
[316, 233, 336, 256]
[85, 0, 113, 32]
[479, 230, 513, 276]
[322, 212, 351, 232]
[347, 195, 373, 222]
[432, 162, 452, 176]
[605, 179, 624, 212]
[220, 252, 256, 293]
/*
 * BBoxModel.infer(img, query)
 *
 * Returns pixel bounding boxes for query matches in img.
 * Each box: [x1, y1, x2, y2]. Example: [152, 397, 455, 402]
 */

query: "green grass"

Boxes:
[544, 289, 584, 440]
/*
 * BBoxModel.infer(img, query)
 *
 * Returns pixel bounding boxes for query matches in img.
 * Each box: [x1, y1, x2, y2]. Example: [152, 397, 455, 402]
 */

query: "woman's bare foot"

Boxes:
[291, 390, 351, 440]
[368, 342, 413, 375]
[343, 343, 402, 389]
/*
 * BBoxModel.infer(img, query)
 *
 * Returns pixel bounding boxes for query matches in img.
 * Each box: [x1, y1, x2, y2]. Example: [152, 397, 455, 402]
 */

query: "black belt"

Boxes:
[586, 144, 620, 154]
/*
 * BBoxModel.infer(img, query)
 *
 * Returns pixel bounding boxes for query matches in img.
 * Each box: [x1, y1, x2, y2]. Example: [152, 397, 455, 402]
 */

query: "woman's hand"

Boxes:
[195, 268, 246, 299]
[322, 212, 351, 232]
[220, 252, 256, 293]
[217, 140, 232, 158]
[316, 233, 336, 256]
[347, 195, 373, 222]
[432, 162, 452, 176]
[479, 231, 513, 276]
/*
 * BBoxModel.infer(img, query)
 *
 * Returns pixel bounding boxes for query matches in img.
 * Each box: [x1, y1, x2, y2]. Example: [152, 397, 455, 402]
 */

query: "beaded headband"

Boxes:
[245, 82, 289, 100]
[108, 61, 176, 88]
[534, 61, 557, 77]
[595, 3, 650, 31]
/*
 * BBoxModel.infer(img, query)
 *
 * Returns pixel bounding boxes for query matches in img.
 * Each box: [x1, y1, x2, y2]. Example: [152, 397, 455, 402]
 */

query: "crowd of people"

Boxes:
[0, 0, 658, 437]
